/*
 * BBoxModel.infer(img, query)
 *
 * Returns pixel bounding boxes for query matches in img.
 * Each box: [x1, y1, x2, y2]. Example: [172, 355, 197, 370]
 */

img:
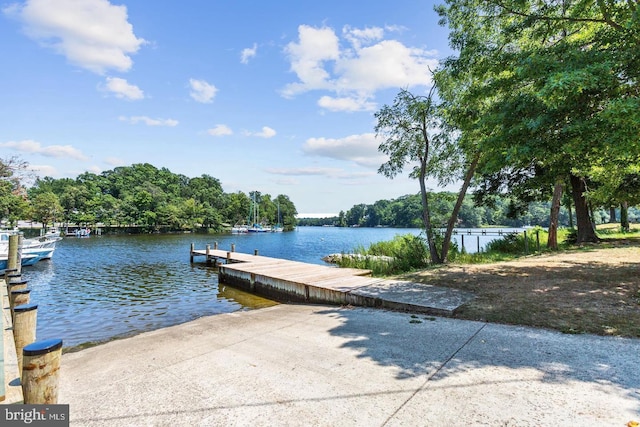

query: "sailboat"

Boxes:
[271, 201, 283, 232]
[247, 194, 271, 232]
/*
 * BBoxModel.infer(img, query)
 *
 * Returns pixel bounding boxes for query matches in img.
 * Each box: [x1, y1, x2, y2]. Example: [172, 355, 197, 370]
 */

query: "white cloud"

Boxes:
[87, 165, 103, 173]
[28, 164, 57, 177]
[207, 124, 233, 136]
[302, 133, 387, 168]
[4, 0, 145, 74]
[273, 177, 298, 186]
[189, 78, 217, 103]
[244, 126, 276, 138]
[240, 43, 257, 64]
[265, 166, 375, 180]
[282, 25, 438, 111]
[265, 167, 342, 176]
[0, 139, 88, 160]
[103, 77, 144, 100]
[282, 25, 340, 97]
[104, 156, 125, 166]
[335, 40, 437, 93]
[317, 96, 376, 112]
[342, 25, 384, 50]
[119, 116, 178, 126]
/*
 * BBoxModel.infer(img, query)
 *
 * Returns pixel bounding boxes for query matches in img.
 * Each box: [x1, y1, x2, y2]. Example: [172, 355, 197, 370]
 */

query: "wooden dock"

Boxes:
[190, 246, 475, 316]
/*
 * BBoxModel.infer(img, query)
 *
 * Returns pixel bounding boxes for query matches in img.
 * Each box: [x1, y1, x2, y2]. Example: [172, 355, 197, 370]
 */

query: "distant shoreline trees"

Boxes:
[296, 193, 640, 230]
[1, 161, 298, 233]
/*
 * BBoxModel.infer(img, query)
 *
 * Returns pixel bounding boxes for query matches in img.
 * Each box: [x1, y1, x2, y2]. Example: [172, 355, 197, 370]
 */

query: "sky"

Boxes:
[0, 0, 455, 216]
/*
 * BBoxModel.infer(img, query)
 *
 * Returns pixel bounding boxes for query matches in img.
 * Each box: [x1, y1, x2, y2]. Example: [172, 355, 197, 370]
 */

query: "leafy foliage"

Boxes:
[20, 163, 298, 232]
[434, 0, 640, 244]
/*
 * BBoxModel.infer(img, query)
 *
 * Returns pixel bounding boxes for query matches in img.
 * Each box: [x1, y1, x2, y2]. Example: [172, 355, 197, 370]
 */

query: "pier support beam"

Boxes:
[22, 338, 63, 404]
[13, 303, 38, 372]
[10, 289, 30, 310]
[7, 234, 22, 273]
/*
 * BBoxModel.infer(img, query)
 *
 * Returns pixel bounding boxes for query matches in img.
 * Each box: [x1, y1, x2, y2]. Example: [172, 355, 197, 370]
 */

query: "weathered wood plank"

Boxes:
[194, 246, 475, 315]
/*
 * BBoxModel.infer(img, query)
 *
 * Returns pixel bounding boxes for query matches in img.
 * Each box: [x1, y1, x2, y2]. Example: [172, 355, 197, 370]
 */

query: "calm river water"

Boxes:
[19, 226, 516, 348]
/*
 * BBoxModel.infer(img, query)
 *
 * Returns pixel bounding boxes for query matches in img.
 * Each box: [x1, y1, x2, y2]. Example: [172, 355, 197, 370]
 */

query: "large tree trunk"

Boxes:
[569, 174, 599, 243]
[609, 207, 617, 223]
[441, 153, 480, 261]
[419, 165, 442, 263]
[621, 201, 629, 232]
[548, 181, 563, 250]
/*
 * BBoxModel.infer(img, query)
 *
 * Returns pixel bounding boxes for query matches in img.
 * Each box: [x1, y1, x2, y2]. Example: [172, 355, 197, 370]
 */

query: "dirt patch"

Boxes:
[400, 240, 640, 337]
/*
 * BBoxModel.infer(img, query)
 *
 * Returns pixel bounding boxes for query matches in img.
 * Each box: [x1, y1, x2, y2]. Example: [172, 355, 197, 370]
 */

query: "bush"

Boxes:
[336, 233, 430, 275]
[485, 228, 547, 254]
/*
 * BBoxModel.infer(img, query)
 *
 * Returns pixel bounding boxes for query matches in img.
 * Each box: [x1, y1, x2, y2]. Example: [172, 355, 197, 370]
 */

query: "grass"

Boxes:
[340, 224, 640, 338]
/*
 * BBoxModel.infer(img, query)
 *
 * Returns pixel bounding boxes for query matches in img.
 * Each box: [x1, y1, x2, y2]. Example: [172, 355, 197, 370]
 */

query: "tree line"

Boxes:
[0, 161, 298, 233]
[369, 0, 639, 262]
[297, 193, 640, 228]
[3, 0, 638, 257]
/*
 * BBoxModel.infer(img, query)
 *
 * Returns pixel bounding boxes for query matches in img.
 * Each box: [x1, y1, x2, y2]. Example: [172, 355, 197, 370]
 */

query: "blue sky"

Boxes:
[0, 0, 453, 216]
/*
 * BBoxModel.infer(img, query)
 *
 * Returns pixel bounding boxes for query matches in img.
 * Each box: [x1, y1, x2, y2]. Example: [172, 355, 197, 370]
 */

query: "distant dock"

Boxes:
[190, 244, 475, 316]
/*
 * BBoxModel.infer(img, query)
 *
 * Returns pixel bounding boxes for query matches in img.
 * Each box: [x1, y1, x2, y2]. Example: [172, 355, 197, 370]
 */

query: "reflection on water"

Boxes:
[22, 234, 278, 348]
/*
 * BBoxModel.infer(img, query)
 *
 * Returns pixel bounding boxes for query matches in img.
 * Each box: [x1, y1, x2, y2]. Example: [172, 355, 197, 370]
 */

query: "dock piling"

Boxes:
[7, 234, 22, 273]
[10, 289, 30, 310]
[13, 303, 38, 372]
[22, 338, 63, 404]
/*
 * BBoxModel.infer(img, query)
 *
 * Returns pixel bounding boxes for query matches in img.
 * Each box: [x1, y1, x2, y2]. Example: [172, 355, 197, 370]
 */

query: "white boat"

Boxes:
[65, 227, 91, 237]
[0, 230, 63, 268]
[0, 253, 40, 274]
[231, 225, 248, 234]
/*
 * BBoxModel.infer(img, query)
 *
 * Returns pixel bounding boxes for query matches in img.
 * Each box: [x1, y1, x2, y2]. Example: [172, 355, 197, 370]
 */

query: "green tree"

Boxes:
[273, 194, 298, 230]
[23, 163, 299, 233]
[345, 204, 367, 227]
[30, 192, 63, 229]
[435, 0, 640, 244]
[375, 89, 478, 263]
[224, 191, 252, 225]
[0, 157, 32, 226]
[180, 198, 204, 230]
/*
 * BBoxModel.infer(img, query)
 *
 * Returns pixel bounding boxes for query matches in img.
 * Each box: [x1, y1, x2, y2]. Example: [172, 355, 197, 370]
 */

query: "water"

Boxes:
[19, 226, 518, 348]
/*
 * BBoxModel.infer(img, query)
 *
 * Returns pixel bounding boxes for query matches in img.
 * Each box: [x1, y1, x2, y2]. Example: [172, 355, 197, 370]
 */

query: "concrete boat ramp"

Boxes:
[190, 247, 474, 316]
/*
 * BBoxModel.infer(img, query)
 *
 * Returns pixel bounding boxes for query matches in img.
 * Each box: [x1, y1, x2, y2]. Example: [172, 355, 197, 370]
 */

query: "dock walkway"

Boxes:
[191, 247, 474, 316]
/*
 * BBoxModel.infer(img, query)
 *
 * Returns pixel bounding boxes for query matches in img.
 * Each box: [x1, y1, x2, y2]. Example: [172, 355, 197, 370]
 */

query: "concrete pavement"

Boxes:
[60, 304, 640, 426]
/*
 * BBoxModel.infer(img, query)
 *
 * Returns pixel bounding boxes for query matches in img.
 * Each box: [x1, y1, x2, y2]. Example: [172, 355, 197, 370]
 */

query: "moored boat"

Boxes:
[65, 227, 91, 237]
[0, 229, 63, 270]
[231, 225, 248, 234]
[247, 224, 271, 232]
